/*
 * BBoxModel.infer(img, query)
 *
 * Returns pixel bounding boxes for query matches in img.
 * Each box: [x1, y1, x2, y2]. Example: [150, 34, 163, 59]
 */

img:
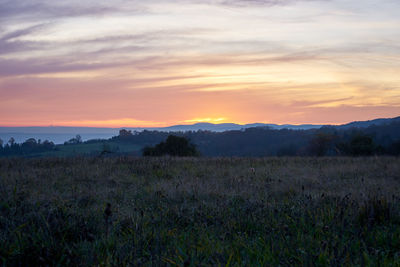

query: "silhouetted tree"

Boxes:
[387, 140, 400, 155]
[308, 132, 335, 156]
[119, 129, 133, 137]
[349, 134, 375, 156]
[64, 135, 82, 145]
[21, 138, 38, 154]
[42, 140, 55, 150]
[143, 135, 198, 157]
[0, 138, 55, 156]
[24, 138, 37, 144]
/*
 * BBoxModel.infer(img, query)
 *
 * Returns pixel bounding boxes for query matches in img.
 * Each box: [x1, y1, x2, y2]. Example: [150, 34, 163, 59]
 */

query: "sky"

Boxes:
[0, 0, 399, 127]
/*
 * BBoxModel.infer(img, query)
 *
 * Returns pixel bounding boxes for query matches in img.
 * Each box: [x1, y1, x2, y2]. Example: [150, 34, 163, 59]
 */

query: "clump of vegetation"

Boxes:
[0, 137, 56, 157]
[142, 135, 199, 157]
[0, 157, 399, 265]
[64, 134, 83, 145]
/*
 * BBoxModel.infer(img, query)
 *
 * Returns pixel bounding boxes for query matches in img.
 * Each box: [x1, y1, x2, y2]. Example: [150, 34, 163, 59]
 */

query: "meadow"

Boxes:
[0, 157, 399, 266]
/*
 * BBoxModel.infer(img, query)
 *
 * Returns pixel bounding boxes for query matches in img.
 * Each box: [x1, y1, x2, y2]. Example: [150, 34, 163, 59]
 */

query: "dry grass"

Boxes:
[0, 157, 399, 266]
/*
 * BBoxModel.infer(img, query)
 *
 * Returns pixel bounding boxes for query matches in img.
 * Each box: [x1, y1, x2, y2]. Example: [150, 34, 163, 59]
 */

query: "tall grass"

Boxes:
[0, 157, 399, 266]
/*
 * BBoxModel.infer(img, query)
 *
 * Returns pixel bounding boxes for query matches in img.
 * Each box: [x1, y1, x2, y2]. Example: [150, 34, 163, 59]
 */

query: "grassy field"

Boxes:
[0, 157, 399, 266]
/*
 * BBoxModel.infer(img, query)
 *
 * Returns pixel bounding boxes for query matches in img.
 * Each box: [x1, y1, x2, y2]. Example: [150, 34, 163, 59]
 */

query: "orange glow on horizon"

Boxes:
[54, 118, 169, 128]
[0, 116, 376, 128]
[182, 117, 227, 124]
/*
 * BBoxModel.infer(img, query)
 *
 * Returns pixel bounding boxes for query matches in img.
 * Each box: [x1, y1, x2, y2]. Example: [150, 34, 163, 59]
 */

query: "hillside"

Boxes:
[1, 116, 399, 157]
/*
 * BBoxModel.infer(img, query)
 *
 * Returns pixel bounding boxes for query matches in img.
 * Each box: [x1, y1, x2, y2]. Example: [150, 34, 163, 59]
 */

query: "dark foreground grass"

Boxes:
[0, 157, 399, 266]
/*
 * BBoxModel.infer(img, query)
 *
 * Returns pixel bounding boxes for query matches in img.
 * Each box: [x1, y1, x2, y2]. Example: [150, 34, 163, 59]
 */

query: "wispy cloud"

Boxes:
[182, 117, 227, 123]
[291, 97, 355, 108]
[0, 24, 50, 54]
[0, 0, 138, 21]
[54, 118, 166, 127]
[218, 0, 324, 7]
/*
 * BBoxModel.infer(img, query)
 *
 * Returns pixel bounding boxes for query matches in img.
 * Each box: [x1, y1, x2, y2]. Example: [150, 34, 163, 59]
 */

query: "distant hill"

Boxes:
[1, 116, 399, 157]
[336, 116, 400, 129]
[0, 116, 399, 144]
[148, 122, 323, 132]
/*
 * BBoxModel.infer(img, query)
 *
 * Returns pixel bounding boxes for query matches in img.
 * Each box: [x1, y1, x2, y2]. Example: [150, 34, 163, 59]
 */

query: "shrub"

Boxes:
[142, 135, 198, 157]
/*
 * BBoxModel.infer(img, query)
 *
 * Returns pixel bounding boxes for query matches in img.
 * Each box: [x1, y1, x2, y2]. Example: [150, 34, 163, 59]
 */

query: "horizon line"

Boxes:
[1, 115, 398, 129]
[0, 121, 377, 129]
[1, 115, 399, 129]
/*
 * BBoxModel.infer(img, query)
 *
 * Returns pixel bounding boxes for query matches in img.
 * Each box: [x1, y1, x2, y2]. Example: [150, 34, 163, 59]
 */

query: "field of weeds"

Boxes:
[0, 157, 400, 266]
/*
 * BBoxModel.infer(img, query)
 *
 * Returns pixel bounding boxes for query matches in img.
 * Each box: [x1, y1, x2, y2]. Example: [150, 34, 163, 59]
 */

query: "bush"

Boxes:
[350, 135, 375, 156]
[142, 135, 199, 157]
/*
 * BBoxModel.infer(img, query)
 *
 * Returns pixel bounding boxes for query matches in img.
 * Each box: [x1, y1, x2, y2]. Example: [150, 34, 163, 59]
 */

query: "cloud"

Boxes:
[0, 0, 134, 21]
[0, 0, 399, 126]
[290, 97, 354, 108]
[0, 24, 50, 54]
[0, 43, 325, 77]
[219, 0, 293, 7]
[183, 117, 226, 123]
[218, 0, 327, 7]
[55, 118, 165, 127]
[0, 58, 130, 77]
[0, 24, 46, 41]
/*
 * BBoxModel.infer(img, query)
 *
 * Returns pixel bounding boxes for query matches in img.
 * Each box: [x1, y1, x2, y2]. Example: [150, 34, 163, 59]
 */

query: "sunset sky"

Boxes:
[0, 0, 399, 127]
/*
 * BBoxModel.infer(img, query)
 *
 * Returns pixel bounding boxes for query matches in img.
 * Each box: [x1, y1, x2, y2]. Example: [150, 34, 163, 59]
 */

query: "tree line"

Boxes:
[115, 120, 400, 157]
[1, 120, 399, 157]
[0, 138, 55, 157]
